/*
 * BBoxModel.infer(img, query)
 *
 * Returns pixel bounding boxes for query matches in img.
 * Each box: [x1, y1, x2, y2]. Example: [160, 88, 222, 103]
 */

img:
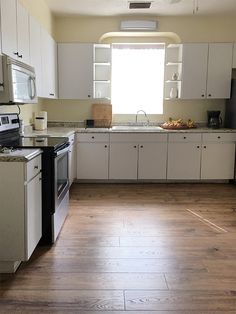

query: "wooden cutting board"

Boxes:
[92, 104, 112, 127]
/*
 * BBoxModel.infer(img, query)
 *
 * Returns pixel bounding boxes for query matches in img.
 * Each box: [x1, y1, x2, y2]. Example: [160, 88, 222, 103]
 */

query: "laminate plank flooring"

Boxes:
[1, 183, 236, 313]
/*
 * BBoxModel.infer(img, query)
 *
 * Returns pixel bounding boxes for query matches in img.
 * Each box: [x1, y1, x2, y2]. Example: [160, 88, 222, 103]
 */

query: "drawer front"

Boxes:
[26, 154, 42, 182]
[202, 133, 236, 142]
[110, 133, 168, 143]
[168, 133, 202, 143]
[77, 133, 109, 143]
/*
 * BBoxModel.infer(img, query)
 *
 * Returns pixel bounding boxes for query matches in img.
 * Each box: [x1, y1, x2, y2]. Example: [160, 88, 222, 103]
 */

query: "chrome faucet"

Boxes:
[135, 110, 150, 126]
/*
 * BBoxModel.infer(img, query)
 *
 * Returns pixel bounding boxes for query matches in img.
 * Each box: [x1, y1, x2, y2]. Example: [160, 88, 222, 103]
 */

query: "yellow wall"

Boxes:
[42, 15, 236, 124]
[0, 0, 55, 125]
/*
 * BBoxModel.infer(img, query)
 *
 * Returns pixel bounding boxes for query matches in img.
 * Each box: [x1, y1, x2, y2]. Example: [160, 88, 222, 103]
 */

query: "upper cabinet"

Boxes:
[41, 28, 58, 99]
[1, 0, 30, 64]
[93, 44, 111, 99]
[181, 43, 233, 99]
[29, 16, 43, 97]
[58, 43, 93, 99]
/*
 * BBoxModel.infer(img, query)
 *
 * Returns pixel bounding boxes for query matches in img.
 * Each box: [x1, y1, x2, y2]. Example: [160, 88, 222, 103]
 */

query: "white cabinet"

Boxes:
[29, 16, 43, 96]
[201, 133, 236, 180]
[0, 154, 42, 273]
[68, 133, 76, 186]
[109, 133, 168, 180]
[164, 44, 183, 100]
[77, 133, 109, 179]
[181, 43, 208, 99]
[1, 0, 30, 64]
[58, 43, 93, 99]
[167, 133, 202, 180]
[93, 44, 111, 99]
[181, 43, 233, 99]
[41, 28, 58, 98]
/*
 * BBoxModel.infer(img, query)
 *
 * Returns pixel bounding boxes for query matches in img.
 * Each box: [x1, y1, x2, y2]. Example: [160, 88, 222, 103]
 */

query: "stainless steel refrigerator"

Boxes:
[225, 79, 236, 128]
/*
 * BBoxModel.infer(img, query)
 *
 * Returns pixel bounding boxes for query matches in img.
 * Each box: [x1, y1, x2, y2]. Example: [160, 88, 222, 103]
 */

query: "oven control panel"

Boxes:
[0, 114, 19, 132]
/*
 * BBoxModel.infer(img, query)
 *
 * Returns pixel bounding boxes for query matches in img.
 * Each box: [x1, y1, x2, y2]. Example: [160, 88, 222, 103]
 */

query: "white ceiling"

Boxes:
[45, 0, 236, 17]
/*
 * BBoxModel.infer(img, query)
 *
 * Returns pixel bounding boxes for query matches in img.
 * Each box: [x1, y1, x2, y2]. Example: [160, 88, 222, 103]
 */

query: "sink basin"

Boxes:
[111, 125, 164, 132]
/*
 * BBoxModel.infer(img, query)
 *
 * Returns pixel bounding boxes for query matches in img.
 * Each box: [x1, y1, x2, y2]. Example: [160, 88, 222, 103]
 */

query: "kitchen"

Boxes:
[1, 0, 236, 312]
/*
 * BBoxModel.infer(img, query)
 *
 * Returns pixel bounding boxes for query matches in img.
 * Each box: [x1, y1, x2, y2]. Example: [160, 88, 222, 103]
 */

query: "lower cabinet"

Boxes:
[0, 154, 42, 273]
[167, 133, 202, 180]
[109, 133, 168, 180]
[77, 133, 109, 179]
[167, 133, 236, 180]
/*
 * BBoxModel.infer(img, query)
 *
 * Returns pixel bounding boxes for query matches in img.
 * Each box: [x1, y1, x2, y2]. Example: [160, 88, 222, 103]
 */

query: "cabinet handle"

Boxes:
[14, 52, 18, 56]
[49, 93, 55, 96]
[39, 177, 42, 181]
[34, 165, 39, 169]
[18, 54, 23, 58]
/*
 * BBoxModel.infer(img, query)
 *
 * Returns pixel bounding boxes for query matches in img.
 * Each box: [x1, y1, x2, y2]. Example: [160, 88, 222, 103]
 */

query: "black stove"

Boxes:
[0, 113, 70, 244]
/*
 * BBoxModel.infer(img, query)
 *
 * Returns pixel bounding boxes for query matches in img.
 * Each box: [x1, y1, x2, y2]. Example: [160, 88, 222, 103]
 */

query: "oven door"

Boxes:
[54, 145, 69, 208]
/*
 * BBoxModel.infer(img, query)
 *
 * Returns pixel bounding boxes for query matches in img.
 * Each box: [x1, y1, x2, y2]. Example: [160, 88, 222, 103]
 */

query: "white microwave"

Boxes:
[0, 55, 37, 104]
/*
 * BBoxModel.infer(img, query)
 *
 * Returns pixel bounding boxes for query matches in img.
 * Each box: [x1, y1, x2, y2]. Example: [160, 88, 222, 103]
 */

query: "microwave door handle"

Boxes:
[28, 76, 36, 99]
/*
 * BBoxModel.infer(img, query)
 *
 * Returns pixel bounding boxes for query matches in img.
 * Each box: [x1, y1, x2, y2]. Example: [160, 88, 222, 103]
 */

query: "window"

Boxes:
[111, 43, 165, 114]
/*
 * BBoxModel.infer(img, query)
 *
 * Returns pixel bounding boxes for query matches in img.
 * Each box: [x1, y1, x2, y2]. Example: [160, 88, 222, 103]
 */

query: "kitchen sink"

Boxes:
[111, 125, 164, 132]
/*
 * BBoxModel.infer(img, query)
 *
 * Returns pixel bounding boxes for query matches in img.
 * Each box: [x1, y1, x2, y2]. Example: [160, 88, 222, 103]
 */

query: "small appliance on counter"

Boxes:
[207, 110, 222, 129]
[34, 111, 47, 130]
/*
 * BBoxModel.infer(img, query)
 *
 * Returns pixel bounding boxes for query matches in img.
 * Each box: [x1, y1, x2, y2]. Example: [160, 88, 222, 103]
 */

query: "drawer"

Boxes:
[26, 154, 42, 182]
[202, 133, 236, 142]
[168, 133, 201, 143]
[77, 133, 109, 142]
[110, 133, 168, 143]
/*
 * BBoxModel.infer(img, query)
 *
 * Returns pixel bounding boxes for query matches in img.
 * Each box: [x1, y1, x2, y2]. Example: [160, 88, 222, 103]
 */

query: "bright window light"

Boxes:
[111, 44, 165, 114]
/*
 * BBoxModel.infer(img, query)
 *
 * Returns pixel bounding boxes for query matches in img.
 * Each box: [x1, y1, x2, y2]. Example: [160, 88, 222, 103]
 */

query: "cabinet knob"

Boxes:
[197, 146, 200, 148]
[183, 136, 186, 139]
[14, 52, 18, 56]
[104, 145, 108, 148]
[208, 94, 212, 97]
[88, 95, 91, 98]
[201, 94, 205, 97]
[140, 145, 143, 148]
[204, 145, 206, 149]
[34, 165, 39, 169]
[92, 136, 94, 139]
[18, 54, 23, 58]
[217, 136, 221, 139]
[134, 145, 137, 148]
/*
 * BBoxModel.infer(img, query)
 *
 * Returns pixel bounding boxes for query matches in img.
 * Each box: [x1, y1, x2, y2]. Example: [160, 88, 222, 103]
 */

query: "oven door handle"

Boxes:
[55, 144, 70, 157]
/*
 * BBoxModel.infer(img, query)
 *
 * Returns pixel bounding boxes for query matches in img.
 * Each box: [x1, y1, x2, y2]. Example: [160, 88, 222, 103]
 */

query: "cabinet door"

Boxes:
[29, 16, 42, 96]
[138, 143, 167, 179]
[58, 43, 93, 99]
[77, 143, 109, 179]
[181, 43, 208, 99]
[109, 143, 138, 180]
[201, 143, 235, 180]
[167, 143, 201, 180]
[207, 43, 233, 99]
[1, 0, 17, 59]
[25, 172, 42, 260]
[41, 28, 58, 98]
[16, 1, 30, 64]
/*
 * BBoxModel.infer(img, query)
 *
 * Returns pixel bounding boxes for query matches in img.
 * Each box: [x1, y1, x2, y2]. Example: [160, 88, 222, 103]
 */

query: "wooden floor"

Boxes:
[1, 183, 236, 313]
